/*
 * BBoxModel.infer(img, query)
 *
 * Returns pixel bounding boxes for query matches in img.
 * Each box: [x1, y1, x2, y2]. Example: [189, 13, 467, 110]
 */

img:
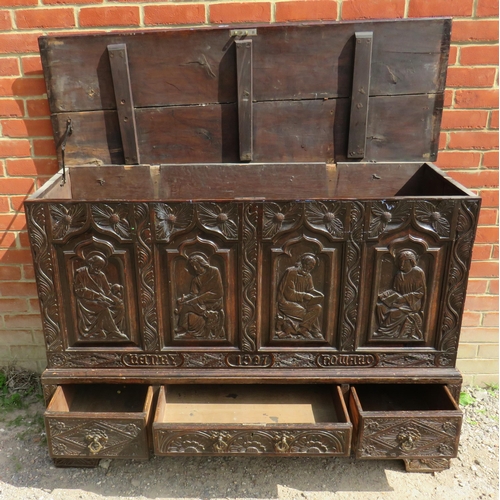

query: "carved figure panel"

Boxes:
[59, 237, 139, 347]
[267, 234, 341, 346]
[162, 234, 236, 346]
[363, 234, 445, 347]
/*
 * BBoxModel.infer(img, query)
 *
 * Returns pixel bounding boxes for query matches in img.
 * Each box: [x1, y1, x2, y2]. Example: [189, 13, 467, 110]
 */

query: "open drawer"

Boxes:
[153, 384, 352, 456]
[45, 384, 153, 460]
[350, 385, 462, 460]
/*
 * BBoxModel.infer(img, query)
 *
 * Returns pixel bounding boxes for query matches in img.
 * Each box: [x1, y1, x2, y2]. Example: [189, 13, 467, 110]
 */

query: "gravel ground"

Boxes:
[0, 386, 497, 500]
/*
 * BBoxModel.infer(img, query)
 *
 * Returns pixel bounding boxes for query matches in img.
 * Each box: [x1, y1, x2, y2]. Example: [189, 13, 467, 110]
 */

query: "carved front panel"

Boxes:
[155, 428, 350, 456]
[358, 200, 456, 349]
[357, 415, 461, 459]
[46, 417, 149, 459]
[58, 235, 140, 347]
[155, 203, 239, 348]
[261, 202, 346, 348]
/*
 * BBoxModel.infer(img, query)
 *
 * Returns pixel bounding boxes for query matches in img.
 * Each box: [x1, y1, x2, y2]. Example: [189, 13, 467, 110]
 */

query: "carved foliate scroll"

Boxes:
[134, 203, 159, 351]
[26, 204, 63, 352]
[241, 203, 258, 351]
[439, 200, 480, 354]
[340, 201, 364, 351]
[156, 429, 348, 455]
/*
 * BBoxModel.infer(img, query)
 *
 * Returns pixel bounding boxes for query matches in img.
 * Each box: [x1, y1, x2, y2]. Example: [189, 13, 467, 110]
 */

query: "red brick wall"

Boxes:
[0, 0, 497, 383]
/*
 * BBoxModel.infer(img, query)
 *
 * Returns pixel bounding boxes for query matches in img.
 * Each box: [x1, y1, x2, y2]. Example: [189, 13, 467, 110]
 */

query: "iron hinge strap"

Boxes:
[60, 118, 73, 185]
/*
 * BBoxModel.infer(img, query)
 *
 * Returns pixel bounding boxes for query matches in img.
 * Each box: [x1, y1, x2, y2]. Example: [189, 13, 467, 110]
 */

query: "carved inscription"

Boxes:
[275, 253, 324, 340]
[226, 354, 273, 368]
[156, 429, 348, 455]
[317, 354, 376, 367]
[74, 250, 127, 341]
[372, 249, 426, 341]
[122, 353, 183, 367]
[174, 252, 225, 340]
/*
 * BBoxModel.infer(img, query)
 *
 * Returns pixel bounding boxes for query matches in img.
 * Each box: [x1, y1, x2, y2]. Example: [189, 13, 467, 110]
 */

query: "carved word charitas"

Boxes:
[316, 354, 376, 367]
[226, 354, 273, 368]
[122, 353, 183, 367]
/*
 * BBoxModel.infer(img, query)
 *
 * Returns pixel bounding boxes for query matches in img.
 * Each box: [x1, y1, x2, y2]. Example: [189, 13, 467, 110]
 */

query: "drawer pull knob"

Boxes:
[86, 431, 108, 455]
[397, 426, 421, 451]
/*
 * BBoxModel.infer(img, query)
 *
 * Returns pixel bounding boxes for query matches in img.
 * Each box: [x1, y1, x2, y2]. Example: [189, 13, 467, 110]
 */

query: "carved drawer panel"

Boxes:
[45, 384, 153, 460]
[350, 385, 462, 460]
[153, 385, 351, 456]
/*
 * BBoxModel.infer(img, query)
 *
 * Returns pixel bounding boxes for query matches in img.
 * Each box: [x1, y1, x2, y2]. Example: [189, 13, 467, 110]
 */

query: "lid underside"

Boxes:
[39, 18, 451, 168]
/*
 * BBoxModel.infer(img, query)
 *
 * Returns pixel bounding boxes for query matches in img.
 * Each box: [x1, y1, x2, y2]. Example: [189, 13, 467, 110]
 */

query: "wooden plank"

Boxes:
[107, 43, 140, 164]
[347, 32, 373, 159]
[235, 39, 253, 161]
[68, 163, 464, 202]
[53, 93, 443, 166]
[40, 19, 450, 113]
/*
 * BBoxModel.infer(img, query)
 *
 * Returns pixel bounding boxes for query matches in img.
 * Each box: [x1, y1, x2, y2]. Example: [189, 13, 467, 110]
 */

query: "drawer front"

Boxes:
[46, 416, 149, 459]
[154, 427, 351, 456]
[356, 415, 461, 459]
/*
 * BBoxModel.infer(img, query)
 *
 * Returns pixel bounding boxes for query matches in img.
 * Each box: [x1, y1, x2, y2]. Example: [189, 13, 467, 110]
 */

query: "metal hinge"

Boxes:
[230, 29, 257, 37]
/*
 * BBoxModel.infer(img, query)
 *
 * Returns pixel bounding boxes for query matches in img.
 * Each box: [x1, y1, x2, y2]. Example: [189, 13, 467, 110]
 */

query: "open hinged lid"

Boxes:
[39, 18, 451, 168]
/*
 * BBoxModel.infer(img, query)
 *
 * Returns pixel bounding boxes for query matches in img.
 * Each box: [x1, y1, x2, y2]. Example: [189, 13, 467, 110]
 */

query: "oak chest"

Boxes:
[27, 18, 479, 472]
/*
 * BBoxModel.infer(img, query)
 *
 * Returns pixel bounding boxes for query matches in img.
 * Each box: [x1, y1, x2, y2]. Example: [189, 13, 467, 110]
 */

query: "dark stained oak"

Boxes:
[28, 18, 478, 472]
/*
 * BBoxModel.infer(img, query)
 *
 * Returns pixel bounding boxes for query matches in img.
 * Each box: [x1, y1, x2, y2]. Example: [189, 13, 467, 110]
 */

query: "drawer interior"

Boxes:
[353, 384, 458, 412]
[48, 384, 151, 414]
[156, 384, 348, 425]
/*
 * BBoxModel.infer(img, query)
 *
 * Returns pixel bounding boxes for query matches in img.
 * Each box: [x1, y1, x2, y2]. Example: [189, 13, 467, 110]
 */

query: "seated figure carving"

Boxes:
[275, 253, 324, 340]
[175, 253, 225, 339]
[374, 249, 426, 340]
[74, 251, 127, 340]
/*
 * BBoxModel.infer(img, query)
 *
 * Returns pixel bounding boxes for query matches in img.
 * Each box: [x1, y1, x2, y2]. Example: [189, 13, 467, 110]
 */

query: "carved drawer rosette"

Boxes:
[45, 385, 153, 460]
[153, 385, 352, 457]
[349, 385, 462, 460]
